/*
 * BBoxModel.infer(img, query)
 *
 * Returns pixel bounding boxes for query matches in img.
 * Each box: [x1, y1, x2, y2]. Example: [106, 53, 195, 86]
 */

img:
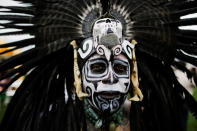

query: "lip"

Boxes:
[98, 91, 120, 99]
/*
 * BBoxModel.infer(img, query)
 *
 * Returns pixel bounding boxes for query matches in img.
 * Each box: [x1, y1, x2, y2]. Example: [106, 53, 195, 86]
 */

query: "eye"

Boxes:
[113, 63, 127, 74]
[90, 62, 106, 74]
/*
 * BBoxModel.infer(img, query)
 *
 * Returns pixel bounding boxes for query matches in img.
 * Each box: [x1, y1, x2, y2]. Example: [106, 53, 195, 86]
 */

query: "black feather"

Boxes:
[0, 38, 35, 48]
[0, 0, 197, 131]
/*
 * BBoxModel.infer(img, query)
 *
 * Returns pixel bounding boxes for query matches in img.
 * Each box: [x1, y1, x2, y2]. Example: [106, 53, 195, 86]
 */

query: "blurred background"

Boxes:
[0, 0, 197, 130]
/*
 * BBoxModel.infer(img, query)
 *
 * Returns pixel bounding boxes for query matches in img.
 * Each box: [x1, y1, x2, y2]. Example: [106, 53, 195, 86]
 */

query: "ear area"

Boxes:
[129, 40, 143, 101]
[70, 40, 88, 100]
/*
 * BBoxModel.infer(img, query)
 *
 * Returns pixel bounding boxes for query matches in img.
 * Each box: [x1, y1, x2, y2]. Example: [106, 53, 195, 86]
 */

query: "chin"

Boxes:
[92, 92, 127, 114]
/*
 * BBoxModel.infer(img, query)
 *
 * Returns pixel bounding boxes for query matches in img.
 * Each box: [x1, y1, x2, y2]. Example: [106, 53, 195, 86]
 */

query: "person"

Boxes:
[0, 0, 197, 131]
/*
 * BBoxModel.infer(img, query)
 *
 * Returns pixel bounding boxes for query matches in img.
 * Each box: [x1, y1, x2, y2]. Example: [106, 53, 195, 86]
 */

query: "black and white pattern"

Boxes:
[78, 38, 94, 59]
[112, 45, 123, 56]
[122, 40, 134, 59]
[1, 0, 197, 131]
[95, 94, 124, 113]
[96, 45, 111, 61]
[82, 54, 130, 113]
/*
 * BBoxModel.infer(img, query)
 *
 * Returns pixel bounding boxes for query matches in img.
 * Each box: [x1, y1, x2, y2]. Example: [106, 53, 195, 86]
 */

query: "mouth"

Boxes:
[98, 91, 120, 99]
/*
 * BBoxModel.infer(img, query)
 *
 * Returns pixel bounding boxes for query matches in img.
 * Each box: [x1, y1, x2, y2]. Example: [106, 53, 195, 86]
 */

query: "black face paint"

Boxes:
[94, 92, 126, 114]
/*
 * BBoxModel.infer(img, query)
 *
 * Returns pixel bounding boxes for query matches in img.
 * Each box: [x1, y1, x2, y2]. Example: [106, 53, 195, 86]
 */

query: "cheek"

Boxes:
[82, 67, 97, 94]
[118, 77, 130, 92]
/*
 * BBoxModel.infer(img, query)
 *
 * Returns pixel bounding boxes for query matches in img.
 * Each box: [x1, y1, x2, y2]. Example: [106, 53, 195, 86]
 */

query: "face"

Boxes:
[82, 53, 130, 114]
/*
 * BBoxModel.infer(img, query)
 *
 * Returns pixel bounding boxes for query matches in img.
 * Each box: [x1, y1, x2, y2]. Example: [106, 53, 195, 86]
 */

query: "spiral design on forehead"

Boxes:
[122, 40, 134, 59]
[96, 45, 105, 55]
[113, 45, 122, 56]
[126, 45, 132, 58]
[78, 38, 93, 59]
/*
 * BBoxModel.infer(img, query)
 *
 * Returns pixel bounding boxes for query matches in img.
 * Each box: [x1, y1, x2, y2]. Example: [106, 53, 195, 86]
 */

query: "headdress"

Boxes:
[0, 0, 197, 131]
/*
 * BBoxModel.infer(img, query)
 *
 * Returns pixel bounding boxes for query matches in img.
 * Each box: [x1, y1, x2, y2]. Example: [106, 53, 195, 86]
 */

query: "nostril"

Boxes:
[102, 77, 119, 84]
[113, 78, 118, 83]
[102, 79, 111, 84]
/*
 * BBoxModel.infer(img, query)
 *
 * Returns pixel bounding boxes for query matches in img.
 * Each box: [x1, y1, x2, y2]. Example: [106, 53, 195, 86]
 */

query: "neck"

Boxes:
[83, 99, 131, 131]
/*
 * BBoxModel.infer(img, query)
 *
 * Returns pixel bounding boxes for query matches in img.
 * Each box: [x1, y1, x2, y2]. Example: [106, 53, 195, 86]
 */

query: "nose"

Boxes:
[102, 73, 118, 84]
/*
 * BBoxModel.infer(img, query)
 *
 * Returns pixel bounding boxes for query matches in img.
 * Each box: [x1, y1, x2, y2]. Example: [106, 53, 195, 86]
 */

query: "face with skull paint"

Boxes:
[82, 53, 131, 114]
[78, 18, 134, 114]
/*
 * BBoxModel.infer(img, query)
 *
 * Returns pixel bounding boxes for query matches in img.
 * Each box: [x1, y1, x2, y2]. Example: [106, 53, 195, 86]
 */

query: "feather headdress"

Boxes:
[0, 0, 197, 131]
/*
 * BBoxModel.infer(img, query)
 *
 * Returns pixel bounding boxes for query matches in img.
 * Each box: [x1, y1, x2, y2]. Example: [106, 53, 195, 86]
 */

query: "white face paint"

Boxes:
[78, 18, 133, 114]
[93, 18, 123, 48]
[82, 54, 130, 114]
[77, 18, 135, 62]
